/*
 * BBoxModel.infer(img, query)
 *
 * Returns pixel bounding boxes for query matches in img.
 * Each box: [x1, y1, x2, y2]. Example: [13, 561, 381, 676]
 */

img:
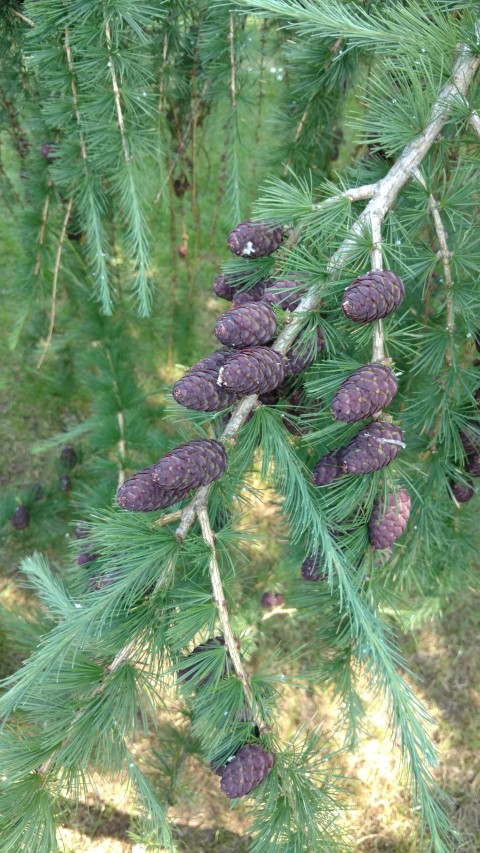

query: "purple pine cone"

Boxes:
[219, 347, 285, 396]
[218, 743, 275, 798]
[261, 591, 284, 609]
[285, 328, 325, 376]
[117, 466, 190, 512]
[301, 551, 327, 582]
[312, 451, 343, 486]
[227, 220, 283, 258]
[153, 439, 227, 491]
[215, 301, 277, 348]
[368, 489, 411, 550]
[214, 273, 266, 303]
[12, 506, 30, 530]
[173, 370, 237, 412]
[450, 479, 475, 503]
[466, 455, 480, 477]
[332, 364, 398, 423]
[263, 279, 307, 312]
[339, 421, 405, 474]
[342, 270, 405, 323]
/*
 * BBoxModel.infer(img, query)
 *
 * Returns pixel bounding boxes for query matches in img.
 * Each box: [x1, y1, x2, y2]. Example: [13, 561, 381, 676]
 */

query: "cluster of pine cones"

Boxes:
[307, 269, 411, 572]
[117, 219, 324, 513]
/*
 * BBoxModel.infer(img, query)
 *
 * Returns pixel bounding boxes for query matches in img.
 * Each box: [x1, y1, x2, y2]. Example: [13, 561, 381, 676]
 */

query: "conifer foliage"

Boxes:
[1, 1, 480, 851]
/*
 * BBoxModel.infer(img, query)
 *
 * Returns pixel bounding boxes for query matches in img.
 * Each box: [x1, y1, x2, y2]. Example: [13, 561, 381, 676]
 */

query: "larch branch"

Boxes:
[105, 22, 130, 163]
[34, 182, 53, 277]
[170, 37, 480, 542]
[370, 214, 385, 363]
[64, 30, 87, 163]
[197, 506, 254, 706]
[37, 196, 74, 370]
[470, 110, 480, 139]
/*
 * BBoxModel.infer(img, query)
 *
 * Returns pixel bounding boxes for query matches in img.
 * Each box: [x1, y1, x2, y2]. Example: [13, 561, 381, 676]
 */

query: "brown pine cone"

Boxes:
[219, 347, 285, 395]
[342, 270, 405, 323]
[189, 348, 236, 374]
[332, 364, 398, 423]
[232, 282, 269, 306]
[450, 479, 475, 503]
[173, 370, 237, 412]
[227, 220, 283, 258]
[219, 743, 275, 798]
[312, 451, 342, 486]
[368, 489, 411, 550]
[339, 421, 405, 474]
[60, 446, 77, 469]
[117, 466, 190, 512]
[284, 328, 325, 376]
[215, 301, 277, 348]
[263, 279, 307, 312]
[153, 439, 227, 491]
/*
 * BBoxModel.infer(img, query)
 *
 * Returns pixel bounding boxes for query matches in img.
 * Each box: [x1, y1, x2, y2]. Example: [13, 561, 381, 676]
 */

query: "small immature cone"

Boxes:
[342, 270, 405, 323]
[339, 421, 405, 474]
[263, 279, 307, 312]
[75, 523, 89, 540]
[76, 550, 100, 566]
[450, 479, 475, 503]
[117, 466, 190, 512]
[301, 551, 327, 581]
[227, 220, 283, 258]
[218, 743, 275, 798]
[368, 489, 411, 550]
[173, 370, 237, 412]
[12, 505, 30, 530]
[284, 328, 325, 376]
[88, 569, 121, 592]
[332, 364, 398, 423]
[219, 347, 285, 395]
[261, 591, 284, 609]
[153, 439, 227, 491]
[312, 451, 342, 486]
[213, 273, 266, 302]
[215, 301, 277, 348]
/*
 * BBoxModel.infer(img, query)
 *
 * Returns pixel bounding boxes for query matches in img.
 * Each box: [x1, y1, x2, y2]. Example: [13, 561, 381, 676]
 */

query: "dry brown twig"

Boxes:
[105, 22, 130, 163]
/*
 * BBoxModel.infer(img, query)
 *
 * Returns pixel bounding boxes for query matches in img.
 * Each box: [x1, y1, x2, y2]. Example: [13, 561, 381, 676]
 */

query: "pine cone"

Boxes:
[219, 347, 285, 395]
[219, 743, 275, 798]
[59, 474, 72, 492]
[75, 523, 88, 540]
[285, 328, 324, 376]
[342, 270, 405, 323]
[173, 370, 237, 412]
[12, 505, 29, 530]
[459, 426, 480, 456]
[332, 364, 398, 423]
[450, 479, 475, 503]
[261, 591, 284, 609]
[190, 348, 236, 374]
[178, 636, 229, 686]
[153, 439, 227, 491]
[301, 551, 327, 581]
[76, 550, 100, 566]
[368, 489, 411, 550]
[263, 279, 307, 312]
[117, 466, 190, 512]
[227, 220, 283, 258]
[232, 282, 268, 306]
[88, 569, 121, 592]
[312, 451, 342, 486]
[339, 421, 404, 474]
[466, 454, 480, 477]
[60, 446, 77, 469]
[214, 273, 265, 302]
[215, 301, 277, 348]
